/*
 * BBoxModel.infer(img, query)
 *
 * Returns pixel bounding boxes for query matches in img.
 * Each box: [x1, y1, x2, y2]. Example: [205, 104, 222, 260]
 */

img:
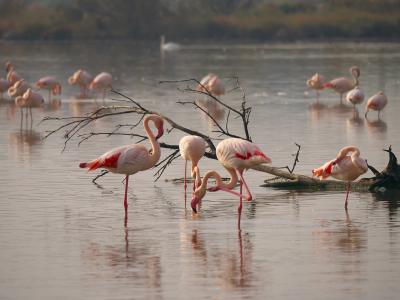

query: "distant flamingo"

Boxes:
[15, 88, 45, 127]
[346, 86, 364, 109]
[324, 66, 360, 104]
[160, 35, 181, 52]
[197, 73, 226, 96]
[90, 72, 113, 102]
[312, 146, 368, 210]
[68, 69, 93, 98]
[8, 79, 30, 98]
[6, 62, 22, 86]
[306, 73, 325, 100]
[0, 78, 9, 99]
[79, 114, 164, 226]
[36, 76, 62, 101]
[365, 91, 387, 119]
[191, 138, 271, 229]
[179, 135, 206, 205]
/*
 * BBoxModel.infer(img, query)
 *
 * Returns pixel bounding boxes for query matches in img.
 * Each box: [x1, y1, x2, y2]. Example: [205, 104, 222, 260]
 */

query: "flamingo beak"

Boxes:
[191, 197, 198, 213]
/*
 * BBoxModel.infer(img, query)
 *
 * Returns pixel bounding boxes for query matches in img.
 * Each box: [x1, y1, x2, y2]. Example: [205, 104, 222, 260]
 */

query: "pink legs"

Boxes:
[124, 175, 129, 227]
[184, 160, 187, 208]
[237, 170, 252, 201]
[238, 176, 243, 230]
[344, 181, 350, 211]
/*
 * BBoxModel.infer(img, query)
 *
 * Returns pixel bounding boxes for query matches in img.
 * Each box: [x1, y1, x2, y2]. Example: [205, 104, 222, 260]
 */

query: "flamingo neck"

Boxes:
[351, 68, 360, 86]
[200, 167, 238, 191]
[143, 115, 161, 167]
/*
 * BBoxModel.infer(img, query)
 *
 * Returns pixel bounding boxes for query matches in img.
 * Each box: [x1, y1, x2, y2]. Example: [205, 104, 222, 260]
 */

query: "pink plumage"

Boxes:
[324, 66, 360, 103]
[365, 91, 387, 118]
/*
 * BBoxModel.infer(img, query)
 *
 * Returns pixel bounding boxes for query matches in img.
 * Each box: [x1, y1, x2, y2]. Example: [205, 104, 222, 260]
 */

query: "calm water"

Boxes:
[0, 41, 400, 300]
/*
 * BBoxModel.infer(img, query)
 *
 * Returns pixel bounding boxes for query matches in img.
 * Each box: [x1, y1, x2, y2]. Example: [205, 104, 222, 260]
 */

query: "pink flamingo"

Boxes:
[179, 135, 206, 205]
[312, 146, 368, 210]
[346, 86, 364, 109]
[365, 91, 387, 119]
[79, 114, 164, 226]
[90, 72, 113, 102]
[68, 69, 93, 98]
[6, 62, 22, 86]
[191, 138, 271, 229]
[306, 73, 325, 100]
[0, 78, 9, 99]
[324, 66, 360, 104]
[15, 88, 45, 127]
[8, 79, 31, 98]
[198, 73, 225, 96]
[36, 76, 62, 101]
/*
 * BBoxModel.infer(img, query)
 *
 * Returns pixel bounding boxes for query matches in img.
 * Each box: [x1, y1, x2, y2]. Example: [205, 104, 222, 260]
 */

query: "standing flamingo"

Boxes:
[346, 86, 364, 109]
[36, 76, 61, 101]
[68, 69, 93, 98]
[197, 73, 225, 96]
[312, 146, 368, 210]
[324, 66, 360, 104]
[191, 138, 271, 229]
[79, 114, 164, 226]
[8, 79, 31, 98]
[6, 62, 22, 86]
[179, 135, 206, 205]
[365, 91, 387, 119]
[15, 88, 45, 128]
[90, 72, 113, 102]
[306, 73, 326, 100]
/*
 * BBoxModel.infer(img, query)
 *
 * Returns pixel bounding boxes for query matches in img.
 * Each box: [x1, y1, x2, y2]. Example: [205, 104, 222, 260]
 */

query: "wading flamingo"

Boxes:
[15, 88, 45, 128]
[6, 62, 22, 86]
[79, 114, 164, 226]
[312, 146, 368, 210]
[68, 69, 93, 98]
[90, 72, 113, 102]
[8, 79, 30, 98]
[365, 91, 387, 119]
[306, 73, 325, 100]
[179, 135, 206, 205]
[324, 66, 360, 104]
[191, 138, 271, 229]
[197, 73, 226, 96]
[36, 76, 61, 101]
[346, 86, 364, 109]
[0, 78, 9, 99]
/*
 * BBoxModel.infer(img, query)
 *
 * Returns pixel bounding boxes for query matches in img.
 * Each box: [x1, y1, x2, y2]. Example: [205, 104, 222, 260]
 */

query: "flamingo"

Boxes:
[15, 88, 45, 127]
[90, 72, 113, 102]
[79, 114, 164, 226]
[312, 146, 368, 210]
[6, 62, 22, 86]
[324, 66, 360, 104]
[36, 76, 61, 101]
[365, 91, 387, 119]
[160, 35, 181, 52]
[191, 138, 271, 229]
[68, 69, 93, 98]
[0, 78, 9, 99]
[306, 73, 325, 100]
[197, 73, 226, 96]
[8, 79, 30, 98]
[179, 135, 206, 205]
[346, 86, 364, 108]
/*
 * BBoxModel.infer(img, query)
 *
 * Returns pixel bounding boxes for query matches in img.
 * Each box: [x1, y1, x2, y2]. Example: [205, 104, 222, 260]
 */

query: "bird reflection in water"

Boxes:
[44, 98, 62, 112]
[195, 97, 225, 129]
[346, 108, 364, 128]
[366, 117, 387, 135]
[9, 129, 42, 155]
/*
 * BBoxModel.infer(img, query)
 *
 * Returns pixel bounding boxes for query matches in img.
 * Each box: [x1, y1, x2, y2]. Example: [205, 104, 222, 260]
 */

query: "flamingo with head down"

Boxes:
[6, 62, 22, 86]
[365, 91, 387, 119]
[179, 135, 206, 206]
[312, 146, 368, 210]
[191, 138, 271, 229]
[68, 69, 93, 98]
[197, 73, 226, 96]
[306, 73, 325, 100]
[90, 72, 113, 102]
[79, 114, 164, 226]
[324, 66, 360, 104]
[8, 79, 31, 98]
[36, 76, 61, 101]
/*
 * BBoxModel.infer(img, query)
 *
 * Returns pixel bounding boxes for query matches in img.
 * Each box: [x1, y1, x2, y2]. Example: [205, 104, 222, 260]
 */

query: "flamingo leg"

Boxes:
[344, 181, 350, 210]
[238, 177, 243, 231]
[48, 89, 51, 102]
[184, 160, 187, 207]
[20, 108, 23, 130]
[316, 90, 319, 102]
[29, 107, 33, 130]
[124, 175, 129, 227]
[340, 93, 343, 104]
[237, 170, 252, 201]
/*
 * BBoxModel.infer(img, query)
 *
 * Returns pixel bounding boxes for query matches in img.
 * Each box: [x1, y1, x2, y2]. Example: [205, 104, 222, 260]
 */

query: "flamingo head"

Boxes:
[312, 159, 336, 179]
[191, 187, 206, 214]
[154, 117, 164, 140]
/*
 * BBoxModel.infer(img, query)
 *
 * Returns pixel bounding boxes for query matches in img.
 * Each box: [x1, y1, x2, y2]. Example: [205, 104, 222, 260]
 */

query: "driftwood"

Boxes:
[258, 146, 400, 192]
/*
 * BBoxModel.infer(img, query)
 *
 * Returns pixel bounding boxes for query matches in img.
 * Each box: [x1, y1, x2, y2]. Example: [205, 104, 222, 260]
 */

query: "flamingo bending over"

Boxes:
[197, 73, 226, 96]
[79, 114, 164, 226]
[68, 69, 93, 98]
[191, 138, 271, 229]
[36, 76, 61, 101]
[306, 73, 325, 100]
[179, 135, 206, 205]
[312, 146, 368, 210]
[8, 79, 30, 98]
[365, 91, 387, 119]
[5, 62, 22, 85]
[346, 87, 364, 108]
[324, 66, 360, 104]
[90, 72, 113, 102]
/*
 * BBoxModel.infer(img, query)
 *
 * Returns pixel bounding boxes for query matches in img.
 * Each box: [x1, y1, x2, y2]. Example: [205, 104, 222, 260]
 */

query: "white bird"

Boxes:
[160, 35, 181, 52]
